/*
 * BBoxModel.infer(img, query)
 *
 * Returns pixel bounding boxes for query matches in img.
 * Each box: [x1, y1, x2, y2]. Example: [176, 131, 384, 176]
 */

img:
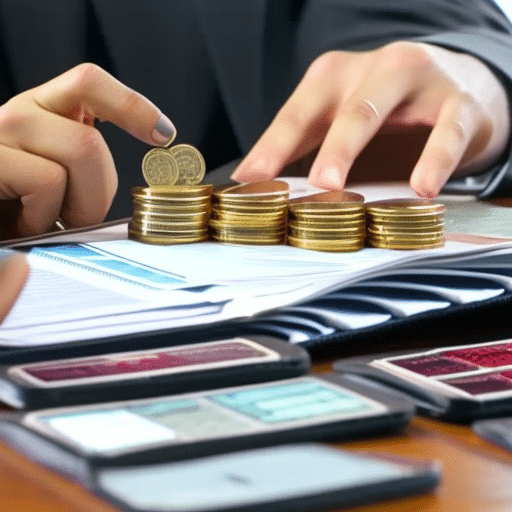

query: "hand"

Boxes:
[0, 254, 29, 322]
[232, 41, 510, 197]
[0, 63, 176, 238]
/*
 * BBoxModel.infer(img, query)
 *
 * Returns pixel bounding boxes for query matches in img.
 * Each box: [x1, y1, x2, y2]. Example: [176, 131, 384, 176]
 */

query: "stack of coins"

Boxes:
[365, 199, 446, 250]
[129, 143, 211, 245]
[209, 181, 289, 245]
[287, 190, 366, 252]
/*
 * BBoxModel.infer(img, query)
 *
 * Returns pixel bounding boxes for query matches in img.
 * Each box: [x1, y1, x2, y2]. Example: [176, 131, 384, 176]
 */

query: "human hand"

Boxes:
[0, 63, 176, 238]
[0, 253, 29, 322]
[232, 41, 510, 197]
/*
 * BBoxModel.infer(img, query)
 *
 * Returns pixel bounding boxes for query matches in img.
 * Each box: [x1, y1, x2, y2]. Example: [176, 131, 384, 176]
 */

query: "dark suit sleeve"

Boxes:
[295, 0, 512, 197]
[419, 26, 512, 197]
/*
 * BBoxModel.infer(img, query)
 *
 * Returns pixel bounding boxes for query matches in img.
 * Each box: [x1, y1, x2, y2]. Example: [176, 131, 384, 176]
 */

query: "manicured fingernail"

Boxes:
[231, 158, 268, 182]
[151, 114, 176, 146]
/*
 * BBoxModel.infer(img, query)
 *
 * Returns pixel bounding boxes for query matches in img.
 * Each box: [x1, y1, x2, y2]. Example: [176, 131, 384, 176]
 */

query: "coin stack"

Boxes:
[365, 199, 446, 250]
[287, 190, 366, 252]
[129, 143, 212, 245]
[209, 181, 289, 245]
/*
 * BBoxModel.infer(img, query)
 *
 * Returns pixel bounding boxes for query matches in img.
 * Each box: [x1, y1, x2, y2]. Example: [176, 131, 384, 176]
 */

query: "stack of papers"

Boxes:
[2, 179, 512, 348]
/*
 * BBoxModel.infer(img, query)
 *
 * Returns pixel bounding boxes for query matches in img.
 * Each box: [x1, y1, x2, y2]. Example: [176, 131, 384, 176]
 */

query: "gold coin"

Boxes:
[218, 180, 289, 198]
[133, 201, 212, 213]
[211, 232, 285, 245]
[365, 199, 446, 215]
[289, 213, 366, 226]
[129, 220, 208, 235]
[169, 144, 206, 185]
[141, 148, 179, 186]
[214, 206, 288, 217]
[130, 217, 208, 231]
[288, 218, 365, 230]
[211, 212, 287, 227]
[287, 235, 364, 252]
[213, 195, 289, 208]
[289, 190, 364, 205]
[133, 210, 210, 223]
[288, 226, 365, 240]
[128, 230, 208, 245]
[289, 203, 365, 215]
[367, 234, 444, 244]
[367, 239, 445, 250]
[366, 215, 444, 226]
[367, 223, 444, 236]
[132, 185, 213, 199]
[291, 210, 365, 223]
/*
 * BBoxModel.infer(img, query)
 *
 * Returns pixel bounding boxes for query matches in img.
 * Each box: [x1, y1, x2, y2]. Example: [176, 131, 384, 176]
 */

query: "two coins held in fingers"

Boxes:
[129, 144, 210, 245]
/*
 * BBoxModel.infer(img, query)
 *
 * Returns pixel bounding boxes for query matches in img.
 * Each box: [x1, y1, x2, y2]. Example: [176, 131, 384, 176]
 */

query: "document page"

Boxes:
[2, 178, 511, 348]
[0, 235, 509, 347]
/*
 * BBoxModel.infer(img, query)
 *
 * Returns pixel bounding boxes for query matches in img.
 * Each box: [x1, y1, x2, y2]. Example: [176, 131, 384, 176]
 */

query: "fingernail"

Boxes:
[151, 114, 176, 146]
[231, 158, 269, 182]
[314, 167, 345, 189]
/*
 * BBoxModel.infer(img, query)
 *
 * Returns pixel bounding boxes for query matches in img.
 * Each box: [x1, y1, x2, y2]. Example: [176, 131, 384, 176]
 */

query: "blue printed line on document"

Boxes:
[29, 243, 186, 289]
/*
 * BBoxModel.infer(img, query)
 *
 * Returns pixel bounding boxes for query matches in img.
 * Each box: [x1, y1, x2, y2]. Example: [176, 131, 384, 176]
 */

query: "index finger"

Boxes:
[31, 63, 176, 146]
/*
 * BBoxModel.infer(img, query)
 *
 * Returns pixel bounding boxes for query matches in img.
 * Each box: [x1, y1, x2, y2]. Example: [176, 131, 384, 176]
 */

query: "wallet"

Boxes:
[333, 339, 512, 422]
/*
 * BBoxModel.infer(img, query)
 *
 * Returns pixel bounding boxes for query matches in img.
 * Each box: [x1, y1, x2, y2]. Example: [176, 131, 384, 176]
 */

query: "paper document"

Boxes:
[2, 179, 512, 347]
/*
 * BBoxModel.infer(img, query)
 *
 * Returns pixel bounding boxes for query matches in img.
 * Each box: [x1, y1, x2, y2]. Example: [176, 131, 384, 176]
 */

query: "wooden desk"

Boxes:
[2, 355, 512, 512]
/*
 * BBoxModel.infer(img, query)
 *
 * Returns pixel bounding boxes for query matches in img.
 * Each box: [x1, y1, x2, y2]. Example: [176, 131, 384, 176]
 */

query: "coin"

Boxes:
[219, 180, 289, 198]
[289, 190, 364, 205]
[365, 199, 446, 214]
[169, 144, 206, 185]
[210, 180, 289, 246]
[366, 239, 445, 250]
[141, 148, 179, 186]
[286, 190, 366, 252]
[132, 185, 213, 199]
[128, 229, 208, 245]
[366, 198, 446, 250]
[287, 235, 364, 252]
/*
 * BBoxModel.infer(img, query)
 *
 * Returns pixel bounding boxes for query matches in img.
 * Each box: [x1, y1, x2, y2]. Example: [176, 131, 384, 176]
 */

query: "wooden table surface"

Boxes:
[2, 351, 512, 512]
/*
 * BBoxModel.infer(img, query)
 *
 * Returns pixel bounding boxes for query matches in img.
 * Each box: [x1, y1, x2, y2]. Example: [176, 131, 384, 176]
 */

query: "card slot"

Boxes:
[272, 306, 390, 330]
[442, 266, 512, 282]
[249, 315, 336, 337]
[243, 323, 314, 344]
[387, 267, 512, 291]
[359, 274, 505, 304]
[330, 285, 452, 316]
[297, 298, 393, 329]
[246, 317, 331, 344]
[324, 292, 450, 318]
